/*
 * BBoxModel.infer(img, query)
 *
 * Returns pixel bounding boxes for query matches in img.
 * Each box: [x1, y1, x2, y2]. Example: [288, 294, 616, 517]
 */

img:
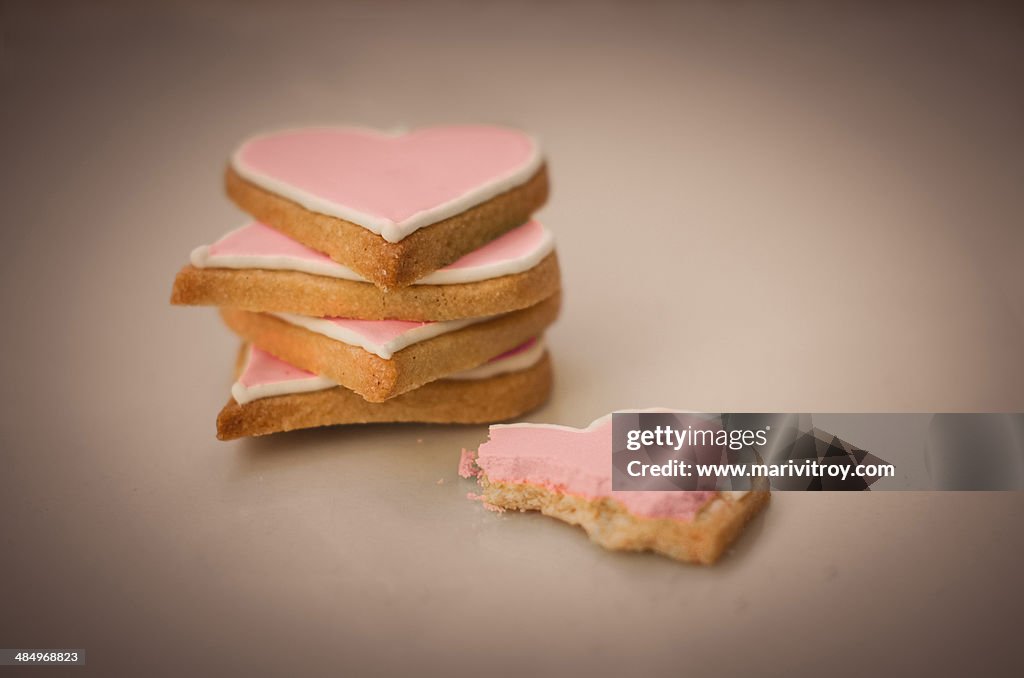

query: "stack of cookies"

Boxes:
[171, 125, 560, 440]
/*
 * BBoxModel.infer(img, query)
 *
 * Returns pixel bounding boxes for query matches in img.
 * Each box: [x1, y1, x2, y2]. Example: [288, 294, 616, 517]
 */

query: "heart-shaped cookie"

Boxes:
[231, 125, 542, 243]
[461, 410, 771, 564]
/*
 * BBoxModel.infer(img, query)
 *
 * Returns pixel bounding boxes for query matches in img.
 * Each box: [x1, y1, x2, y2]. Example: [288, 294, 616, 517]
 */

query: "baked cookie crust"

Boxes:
[217, 352, 554, 440]
[476, 478, 769, 565]
[170, 252, 560, 321]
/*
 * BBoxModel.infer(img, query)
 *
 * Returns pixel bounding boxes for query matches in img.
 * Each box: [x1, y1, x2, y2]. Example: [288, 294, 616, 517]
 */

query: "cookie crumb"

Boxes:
[436, 478, 445, 485]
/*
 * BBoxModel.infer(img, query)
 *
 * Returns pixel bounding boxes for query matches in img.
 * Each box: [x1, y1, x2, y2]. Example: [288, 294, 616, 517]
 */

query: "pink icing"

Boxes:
[323, 316, 428, 345]
[474, 416, 718, 521]
[241, 340, 539, 389]
[239, 347, 317, 387]
[208, 219, 547, 274]
[234, 126, 537, 225]
[489, 337, 537, 362]
[210, 222, 335, 264]
[458, 448, 478, 479]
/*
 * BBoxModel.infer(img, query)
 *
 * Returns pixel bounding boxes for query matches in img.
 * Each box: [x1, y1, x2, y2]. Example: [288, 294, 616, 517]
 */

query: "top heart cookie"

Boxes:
[226, 125, 549, 289]
[231, 125, 542, 243]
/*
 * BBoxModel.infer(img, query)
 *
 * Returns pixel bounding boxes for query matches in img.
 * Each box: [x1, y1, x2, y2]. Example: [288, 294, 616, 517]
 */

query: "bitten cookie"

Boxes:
[226, 125, 549, 289]
[171, 219, 560, 321]
[460, 412, 770, 565]
[219, 292, 561, 403]
[218, 341, 553, 439]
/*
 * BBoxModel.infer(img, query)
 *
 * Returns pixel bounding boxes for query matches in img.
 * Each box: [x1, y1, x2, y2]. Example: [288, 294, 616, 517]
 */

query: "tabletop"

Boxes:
[1, 2, 1022, 676]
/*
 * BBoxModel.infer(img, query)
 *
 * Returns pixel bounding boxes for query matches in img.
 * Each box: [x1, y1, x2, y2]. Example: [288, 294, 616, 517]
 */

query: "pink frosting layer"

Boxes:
[234, 126, 537, 224]
[208, 219, 547, 275]
[239, 347, 317, 387]
[322, 316, 427, 345]
[489, 337, 536, 361]
[474, 416, 718, 521]
[241, 340, 539, 389]
[209, 222, 335, 263]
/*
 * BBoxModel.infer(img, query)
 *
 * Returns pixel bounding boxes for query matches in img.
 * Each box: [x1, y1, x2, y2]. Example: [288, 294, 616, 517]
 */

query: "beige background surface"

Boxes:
[1, 1, 1022, 676]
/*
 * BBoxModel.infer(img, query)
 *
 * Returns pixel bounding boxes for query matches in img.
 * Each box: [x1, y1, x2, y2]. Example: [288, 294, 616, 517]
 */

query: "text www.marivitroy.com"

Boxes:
[625, 459, 895, 481]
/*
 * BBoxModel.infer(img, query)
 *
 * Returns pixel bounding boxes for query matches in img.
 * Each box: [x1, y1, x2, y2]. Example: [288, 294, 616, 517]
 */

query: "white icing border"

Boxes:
[230, 125, 544, 243]
[190, 222, 555, 286]
[270, 312, 490, 360]
[232, 340, 546, 404]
